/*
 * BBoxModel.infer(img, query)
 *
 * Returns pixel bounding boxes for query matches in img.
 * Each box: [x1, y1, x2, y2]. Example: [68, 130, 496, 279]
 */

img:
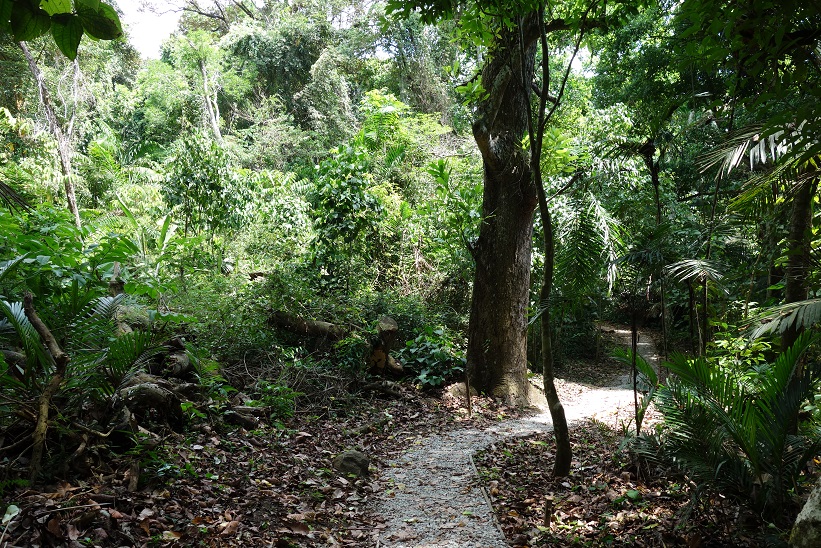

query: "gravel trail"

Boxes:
[372, 326, 659, 547]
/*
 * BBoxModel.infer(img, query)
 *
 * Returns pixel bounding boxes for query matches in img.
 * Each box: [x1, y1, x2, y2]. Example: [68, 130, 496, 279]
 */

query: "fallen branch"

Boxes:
[267, 311, 347, 341]
[361, 381, 403, 398]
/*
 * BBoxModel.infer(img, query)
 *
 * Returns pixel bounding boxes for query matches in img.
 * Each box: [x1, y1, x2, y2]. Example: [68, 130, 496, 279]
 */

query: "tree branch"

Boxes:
[23, 293, 68, 481]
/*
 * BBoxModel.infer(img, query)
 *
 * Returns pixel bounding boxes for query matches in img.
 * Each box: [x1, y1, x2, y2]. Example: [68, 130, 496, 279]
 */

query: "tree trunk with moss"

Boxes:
[466, 14, 540, 407]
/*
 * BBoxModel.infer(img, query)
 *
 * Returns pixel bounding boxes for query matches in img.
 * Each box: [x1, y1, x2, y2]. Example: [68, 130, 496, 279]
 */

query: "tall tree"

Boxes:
[166, 31, 226, 145]
[678, 0, 821, 351]
[18, 42, 82, 228]
[2, 0, 125, 224]
[387, 1, 640, 412]
[387, 1, 543, 405]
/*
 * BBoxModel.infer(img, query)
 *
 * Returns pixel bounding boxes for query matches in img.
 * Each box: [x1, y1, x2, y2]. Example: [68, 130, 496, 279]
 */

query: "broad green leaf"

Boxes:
[74, 0, 100, 10]
[10, 2, 51, 41]
[40, 0, 72, 16]
[77, 1, 121, 40]
[0, 0, 12, 31]
[51, 13, 82, 59]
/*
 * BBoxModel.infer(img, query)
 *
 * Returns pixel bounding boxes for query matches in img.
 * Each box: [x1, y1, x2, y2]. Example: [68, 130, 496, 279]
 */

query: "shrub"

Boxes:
[398, 326, 465, 388]
[637, 333, 821, 520]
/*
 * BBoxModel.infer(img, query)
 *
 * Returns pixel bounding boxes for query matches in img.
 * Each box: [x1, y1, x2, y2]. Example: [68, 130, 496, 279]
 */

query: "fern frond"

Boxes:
[289, 177, 313, 196]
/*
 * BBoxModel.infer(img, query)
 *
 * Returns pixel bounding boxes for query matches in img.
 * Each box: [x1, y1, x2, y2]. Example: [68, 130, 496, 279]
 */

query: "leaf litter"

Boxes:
[1, 328, 809, 547]
[0, 378, 518, 547]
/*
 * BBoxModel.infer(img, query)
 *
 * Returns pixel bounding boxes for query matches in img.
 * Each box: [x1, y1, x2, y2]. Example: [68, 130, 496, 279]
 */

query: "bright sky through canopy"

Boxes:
[117, 2, 180, 59]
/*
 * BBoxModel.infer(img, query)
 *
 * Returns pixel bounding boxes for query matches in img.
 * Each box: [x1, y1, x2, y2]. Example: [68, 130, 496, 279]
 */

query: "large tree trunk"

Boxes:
[782, 179, 817, 434]
[782, 179, 817, 351]
[466, 14, 540, 407]
[18, 42, 81, 228]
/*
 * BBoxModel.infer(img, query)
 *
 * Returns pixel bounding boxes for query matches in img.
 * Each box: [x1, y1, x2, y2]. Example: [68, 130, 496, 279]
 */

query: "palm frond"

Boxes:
[384, 145, 407, 169]
[0, 181, 30, 212]
[748, 298, 821, 339]
[100, 331, 163, 392]
[665, 258, 724, 284]
[67, 294, 126, 352]
[67, 330, 163, 404]
[699, 125, 763, 176]
[0, 300, 52, 387]
[616, 221, 677, 272]
[649, 335, 820, 516]
[554, 192, 624, 298]
[124, 165, 163, 184]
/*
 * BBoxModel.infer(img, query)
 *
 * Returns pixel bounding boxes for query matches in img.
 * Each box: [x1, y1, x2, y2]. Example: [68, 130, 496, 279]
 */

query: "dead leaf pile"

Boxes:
[0, 379, 519, 547]
[474, 419, 788, 547]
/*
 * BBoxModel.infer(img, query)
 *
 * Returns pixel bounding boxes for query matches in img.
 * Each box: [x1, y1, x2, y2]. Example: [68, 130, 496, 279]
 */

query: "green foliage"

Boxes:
[117, 199, 183, 302]
[163, 132, 249, 237]
[0, 206, 189, 411]
[0, 290, 164, 419]
[554, 191, 624, 298]
[63, 296, 166, 404]
[709, 323, 772, 371]
[308, 141, 383, 287]
[116, 60, 192, 151]
[0, 207, 136, 304]
[294, 46, 357, 148]
[638, 333, 821, 519]
[0, 0, 122, 59]
[238, 171, 312, 263]
[174, 274, 278, 368]
[425, 158, 481, 249]
[399, 326, 465, 388]
[249, 380, 302, 421]
[223, 16, 333, 115]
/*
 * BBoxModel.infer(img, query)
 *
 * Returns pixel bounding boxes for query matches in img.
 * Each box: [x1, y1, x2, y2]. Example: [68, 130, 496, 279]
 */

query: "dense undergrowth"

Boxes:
[2, 1, 821, 543]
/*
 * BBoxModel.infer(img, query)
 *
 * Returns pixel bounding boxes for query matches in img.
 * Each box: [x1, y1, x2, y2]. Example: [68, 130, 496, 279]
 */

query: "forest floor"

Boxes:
[0, 325, 796, 547]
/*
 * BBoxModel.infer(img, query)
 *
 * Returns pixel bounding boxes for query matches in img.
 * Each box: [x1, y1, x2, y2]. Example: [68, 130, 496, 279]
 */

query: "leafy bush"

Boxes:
[249, 380, 302, 421]
[0, 208, 206, 479]
[637, 333, 821, 520]
[398, 326, 465, 388]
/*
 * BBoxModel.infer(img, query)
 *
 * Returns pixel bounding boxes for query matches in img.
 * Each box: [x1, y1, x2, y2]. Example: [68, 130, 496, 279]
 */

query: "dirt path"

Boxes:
[371, 326, 659, 547]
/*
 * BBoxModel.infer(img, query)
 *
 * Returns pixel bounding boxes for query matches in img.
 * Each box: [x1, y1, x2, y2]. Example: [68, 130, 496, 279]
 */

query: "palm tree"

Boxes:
[702, 116, 821, 351]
